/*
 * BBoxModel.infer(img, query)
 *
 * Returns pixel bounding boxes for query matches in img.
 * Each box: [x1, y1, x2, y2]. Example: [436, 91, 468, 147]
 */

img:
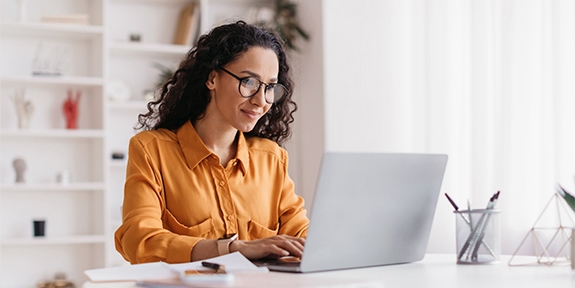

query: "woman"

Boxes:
[114, 21, 309, 264]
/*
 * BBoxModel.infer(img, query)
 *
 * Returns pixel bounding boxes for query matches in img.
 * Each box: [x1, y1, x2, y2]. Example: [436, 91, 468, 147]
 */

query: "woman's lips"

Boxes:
[242, 109, 261, 119]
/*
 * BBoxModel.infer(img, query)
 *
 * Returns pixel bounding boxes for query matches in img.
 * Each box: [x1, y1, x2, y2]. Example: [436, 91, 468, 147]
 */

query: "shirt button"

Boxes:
[227, 215, 234, 221]
[219, 180, 225, 186]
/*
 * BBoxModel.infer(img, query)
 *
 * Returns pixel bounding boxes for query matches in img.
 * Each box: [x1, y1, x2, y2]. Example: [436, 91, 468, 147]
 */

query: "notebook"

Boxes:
[256, 152, 448, 273]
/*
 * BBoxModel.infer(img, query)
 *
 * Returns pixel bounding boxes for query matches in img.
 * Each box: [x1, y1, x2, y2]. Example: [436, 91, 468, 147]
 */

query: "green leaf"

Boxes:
[151, 62, 175, 89]
[556, 184, 575, 212]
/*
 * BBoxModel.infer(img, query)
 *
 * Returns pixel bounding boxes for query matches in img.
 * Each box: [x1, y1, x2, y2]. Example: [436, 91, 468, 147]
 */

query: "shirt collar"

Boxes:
[177, 121, 249, 174]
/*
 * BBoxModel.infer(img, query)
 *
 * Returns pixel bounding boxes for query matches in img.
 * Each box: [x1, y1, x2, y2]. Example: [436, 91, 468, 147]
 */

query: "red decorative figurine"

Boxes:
[63, 90, 81, 129]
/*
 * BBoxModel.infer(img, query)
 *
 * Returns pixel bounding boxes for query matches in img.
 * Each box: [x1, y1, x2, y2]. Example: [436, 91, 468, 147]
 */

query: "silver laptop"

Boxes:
[256, 152, 448, 273]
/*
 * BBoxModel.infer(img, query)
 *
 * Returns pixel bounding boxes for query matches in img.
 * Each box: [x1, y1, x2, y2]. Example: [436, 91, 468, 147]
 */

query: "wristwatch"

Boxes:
[217, 233, 237, 256]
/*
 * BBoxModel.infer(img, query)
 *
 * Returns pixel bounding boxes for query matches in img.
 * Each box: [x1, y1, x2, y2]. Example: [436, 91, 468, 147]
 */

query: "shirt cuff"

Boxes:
[165, 236, 202, 263]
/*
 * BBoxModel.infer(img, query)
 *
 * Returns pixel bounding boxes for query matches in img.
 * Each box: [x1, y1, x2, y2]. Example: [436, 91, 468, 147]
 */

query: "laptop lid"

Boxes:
[294, 152, 448, 273]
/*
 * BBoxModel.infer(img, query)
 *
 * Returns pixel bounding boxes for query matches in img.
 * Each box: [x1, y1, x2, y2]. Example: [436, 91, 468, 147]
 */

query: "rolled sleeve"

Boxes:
[114, 136, 203, 264]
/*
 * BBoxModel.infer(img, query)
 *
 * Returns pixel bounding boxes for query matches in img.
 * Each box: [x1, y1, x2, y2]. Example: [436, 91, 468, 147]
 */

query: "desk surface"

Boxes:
[83, 254, 575, 288]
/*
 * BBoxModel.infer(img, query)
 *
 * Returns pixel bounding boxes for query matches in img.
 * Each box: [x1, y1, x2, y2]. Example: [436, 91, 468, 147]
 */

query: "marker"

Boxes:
[201, 261, 226, 273]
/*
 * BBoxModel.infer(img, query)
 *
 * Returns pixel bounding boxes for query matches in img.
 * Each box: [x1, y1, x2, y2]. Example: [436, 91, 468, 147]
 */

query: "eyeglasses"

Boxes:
[220, 67, 288, 104]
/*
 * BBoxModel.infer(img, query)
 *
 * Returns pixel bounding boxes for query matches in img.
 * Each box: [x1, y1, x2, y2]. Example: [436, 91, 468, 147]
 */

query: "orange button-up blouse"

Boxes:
[114, 121, 309, 264]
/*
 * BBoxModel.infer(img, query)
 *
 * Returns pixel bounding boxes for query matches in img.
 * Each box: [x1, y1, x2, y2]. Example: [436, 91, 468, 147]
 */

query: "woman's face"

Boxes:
[205, 46, 279, 133]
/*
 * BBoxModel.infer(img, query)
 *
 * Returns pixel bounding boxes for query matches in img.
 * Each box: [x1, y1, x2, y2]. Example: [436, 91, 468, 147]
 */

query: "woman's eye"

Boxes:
[242, 78, 258, 88]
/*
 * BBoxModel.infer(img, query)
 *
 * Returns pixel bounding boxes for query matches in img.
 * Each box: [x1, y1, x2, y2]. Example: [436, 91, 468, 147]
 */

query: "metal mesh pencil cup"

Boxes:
[454, 209, 501, 264]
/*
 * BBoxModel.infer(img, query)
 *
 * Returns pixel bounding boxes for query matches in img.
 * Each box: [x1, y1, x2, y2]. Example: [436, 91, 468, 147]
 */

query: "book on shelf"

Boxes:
[173, 3, 201, 46]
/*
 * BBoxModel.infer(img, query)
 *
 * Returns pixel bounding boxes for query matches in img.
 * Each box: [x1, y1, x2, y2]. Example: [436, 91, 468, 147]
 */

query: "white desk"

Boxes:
[83, 254, 575, 288]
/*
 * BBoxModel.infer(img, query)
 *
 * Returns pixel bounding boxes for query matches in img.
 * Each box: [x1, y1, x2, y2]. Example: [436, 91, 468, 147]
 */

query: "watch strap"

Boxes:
[217, 234, 237, 256]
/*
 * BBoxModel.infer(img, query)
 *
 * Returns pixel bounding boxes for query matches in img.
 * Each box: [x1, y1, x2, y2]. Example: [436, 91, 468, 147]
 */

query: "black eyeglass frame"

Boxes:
[219, 67, 288, 104]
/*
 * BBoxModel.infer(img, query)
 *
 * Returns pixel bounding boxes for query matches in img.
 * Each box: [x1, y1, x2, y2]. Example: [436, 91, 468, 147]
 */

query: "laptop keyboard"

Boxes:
[254, 256, 302, 267]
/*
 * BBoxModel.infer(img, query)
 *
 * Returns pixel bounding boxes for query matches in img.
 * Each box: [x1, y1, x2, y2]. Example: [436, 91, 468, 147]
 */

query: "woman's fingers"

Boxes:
[231, 235, 306, 260]
[274, 235, 305, 257]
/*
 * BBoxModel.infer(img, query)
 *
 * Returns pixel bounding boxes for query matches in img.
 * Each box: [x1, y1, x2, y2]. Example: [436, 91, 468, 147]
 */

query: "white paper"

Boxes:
[84, 252, 267, 282]
[169, 252, 268, 273]
[84, 262, 176, 282]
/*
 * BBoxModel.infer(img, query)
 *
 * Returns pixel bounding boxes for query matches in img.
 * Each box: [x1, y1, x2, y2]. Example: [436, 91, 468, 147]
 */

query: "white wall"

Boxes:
[322, 0, 451, 253]
[323, 0, 417, 153]
[288, 0, 325, 210]
[290, 1, 427, 194]
[293, 0, 455, 253]
[293, 0, 575, 258]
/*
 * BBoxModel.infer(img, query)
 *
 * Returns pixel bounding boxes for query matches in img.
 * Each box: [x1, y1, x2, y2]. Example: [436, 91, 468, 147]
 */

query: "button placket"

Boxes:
[212, 164, 237, 234]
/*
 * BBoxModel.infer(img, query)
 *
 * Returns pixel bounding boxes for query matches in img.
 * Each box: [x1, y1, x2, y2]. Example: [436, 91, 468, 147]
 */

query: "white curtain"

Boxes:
[420, 0, 575, 255]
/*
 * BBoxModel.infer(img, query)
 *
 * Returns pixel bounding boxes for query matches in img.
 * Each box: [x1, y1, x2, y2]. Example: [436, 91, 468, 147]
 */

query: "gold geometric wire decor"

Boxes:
[508, 192, 575, 266]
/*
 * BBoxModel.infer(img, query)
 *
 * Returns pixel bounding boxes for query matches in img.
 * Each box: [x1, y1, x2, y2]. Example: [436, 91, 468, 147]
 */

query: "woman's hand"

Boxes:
[230, 235, 305, 260]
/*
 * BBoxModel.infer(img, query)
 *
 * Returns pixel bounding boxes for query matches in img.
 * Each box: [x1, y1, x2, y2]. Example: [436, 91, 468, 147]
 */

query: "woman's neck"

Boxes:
[193, 118, 238, 166]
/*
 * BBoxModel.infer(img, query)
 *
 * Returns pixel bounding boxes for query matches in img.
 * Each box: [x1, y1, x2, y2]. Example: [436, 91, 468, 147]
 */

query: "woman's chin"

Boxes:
[236, 123, 257, 133]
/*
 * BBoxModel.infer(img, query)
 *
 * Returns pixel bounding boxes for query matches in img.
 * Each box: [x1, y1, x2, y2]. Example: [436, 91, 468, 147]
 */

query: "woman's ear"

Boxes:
[206, 70, 217, 90]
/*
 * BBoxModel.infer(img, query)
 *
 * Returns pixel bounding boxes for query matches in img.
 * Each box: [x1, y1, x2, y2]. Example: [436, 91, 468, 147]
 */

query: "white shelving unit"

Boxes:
[0, 1, 106, 287]
[1, 0, 277, 287]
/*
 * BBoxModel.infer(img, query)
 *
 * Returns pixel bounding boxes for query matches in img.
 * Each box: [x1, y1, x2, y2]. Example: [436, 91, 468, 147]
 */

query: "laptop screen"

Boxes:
[297, 152, 448, 272]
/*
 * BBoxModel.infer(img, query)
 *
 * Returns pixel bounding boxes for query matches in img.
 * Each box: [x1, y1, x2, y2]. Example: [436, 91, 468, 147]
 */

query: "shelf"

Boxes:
[111, 0, 193, 5]
[0, 182, 106, 192]
[0, 234, 106, 246]
[109, 160, 128, 168]
[1, 2, 280, 286]
[0, 129, 105, 139]
[109, 100, 148, 110]
[208, 0, 272, 4]
[109, 42, 189, 57]
[0, 75, 104, 87]
[0, 22, 104, 39]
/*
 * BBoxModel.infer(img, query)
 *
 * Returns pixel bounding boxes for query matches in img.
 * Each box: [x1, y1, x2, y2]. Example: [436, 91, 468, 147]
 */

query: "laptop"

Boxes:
[256, 152, 448, 273]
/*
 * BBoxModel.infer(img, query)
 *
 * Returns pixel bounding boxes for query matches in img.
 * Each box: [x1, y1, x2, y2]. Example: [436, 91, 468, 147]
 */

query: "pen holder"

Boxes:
[454, 209, 501, 264]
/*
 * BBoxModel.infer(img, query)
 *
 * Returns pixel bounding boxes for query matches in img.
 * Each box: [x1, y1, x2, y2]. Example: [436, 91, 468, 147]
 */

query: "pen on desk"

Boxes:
[202, 261, 220, 270]
[201, 261, 226, 273]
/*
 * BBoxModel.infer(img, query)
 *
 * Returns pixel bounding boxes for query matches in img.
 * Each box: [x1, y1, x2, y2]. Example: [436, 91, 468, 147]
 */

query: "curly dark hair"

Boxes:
[136, 21, 297, 146]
